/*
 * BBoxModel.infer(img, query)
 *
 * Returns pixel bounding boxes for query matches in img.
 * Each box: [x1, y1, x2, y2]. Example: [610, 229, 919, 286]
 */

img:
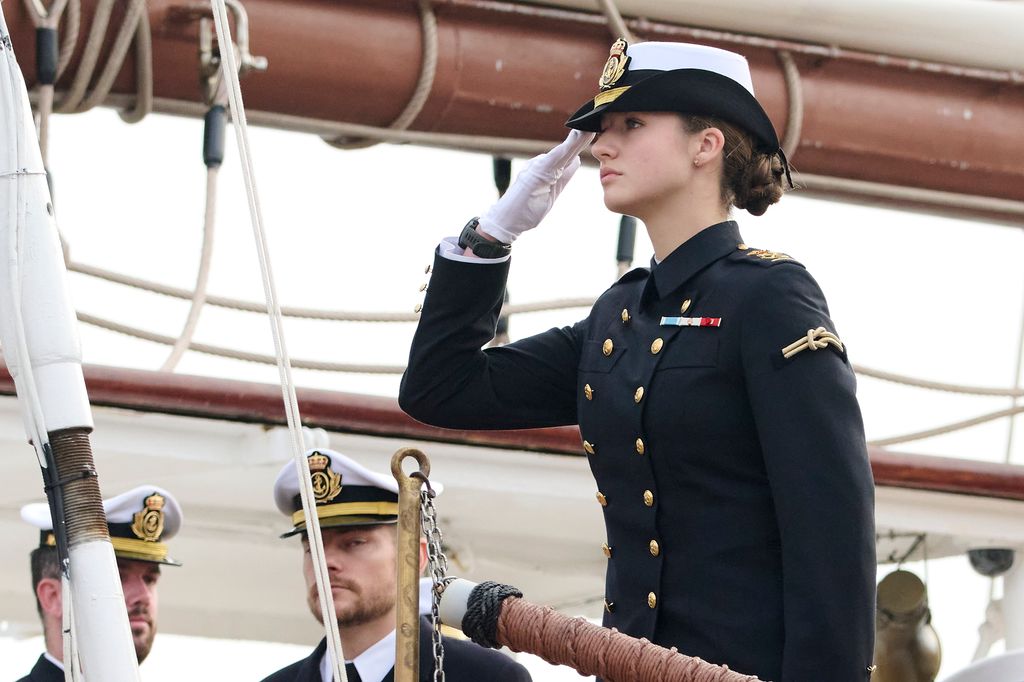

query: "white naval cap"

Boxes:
[21, 485, 183, 566]
[566, 39, 780, 153]
[274, 448, 441, 538]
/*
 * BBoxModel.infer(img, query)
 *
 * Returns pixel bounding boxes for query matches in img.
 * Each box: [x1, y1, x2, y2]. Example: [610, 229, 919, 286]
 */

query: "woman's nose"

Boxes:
[591, 135, 614, 160]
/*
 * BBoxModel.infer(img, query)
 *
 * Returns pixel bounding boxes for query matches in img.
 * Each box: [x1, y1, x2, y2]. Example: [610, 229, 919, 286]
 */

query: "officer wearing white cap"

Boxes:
[401, 38, 875, 681]
[261, 448, 530, 682]
[17, 485, 183, 682]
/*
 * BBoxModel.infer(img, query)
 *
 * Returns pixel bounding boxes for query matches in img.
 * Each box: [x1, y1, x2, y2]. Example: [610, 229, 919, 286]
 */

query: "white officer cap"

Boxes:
[566, 39, 780, 153]
[274, 448, 441, 538]
[21, 485, 183, 566]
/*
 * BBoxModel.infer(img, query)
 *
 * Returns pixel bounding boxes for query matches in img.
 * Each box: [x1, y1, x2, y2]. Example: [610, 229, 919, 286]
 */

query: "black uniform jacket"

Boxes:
[400, 221, 876, 682]
[260, 617, 531, 682]
[16, 654, 63, 682]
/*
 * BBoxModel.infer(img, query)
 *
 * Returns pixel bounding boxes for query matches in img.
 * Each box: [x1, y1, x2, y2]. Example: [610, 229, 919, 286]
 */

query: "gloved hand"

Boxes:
[478, 129, 595, 244]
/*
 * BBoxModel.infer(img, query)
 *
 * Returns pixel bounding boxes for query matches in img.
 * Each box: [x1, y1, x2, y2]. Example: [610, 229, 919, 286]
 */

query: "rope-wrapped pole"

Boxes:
[440, 579, 761, 682]
[392, 448, 428, 682]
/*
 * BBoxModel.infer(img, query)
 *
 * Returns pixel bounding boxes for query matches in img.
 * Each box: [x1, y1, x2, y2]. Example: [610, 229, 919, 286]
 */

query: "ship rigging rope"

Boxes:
[326, 0, 438, 150]
[67, 262, 1024, 398]
[208, 2, 347, 680]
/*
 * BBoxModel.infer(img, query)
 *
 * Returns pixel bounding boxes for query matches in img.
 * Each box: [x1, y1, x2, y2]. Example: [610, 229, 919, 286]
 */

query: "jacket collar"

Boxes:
[649, 221, 743, 301]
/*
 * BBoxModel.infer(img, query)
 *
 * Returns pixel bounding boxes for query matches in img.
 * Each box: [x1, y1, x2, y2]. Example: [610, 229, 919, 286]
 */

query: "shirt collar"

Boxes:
[44, 652, 65, 670]
[319, 630, 397, 682]
[649, 221, 743, 301]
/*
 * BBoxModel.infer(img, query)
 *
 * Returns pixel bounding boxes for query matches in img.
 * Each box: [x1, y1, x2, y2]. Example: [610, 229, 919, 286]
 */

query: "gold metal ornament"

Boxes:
[131, 493, 166, 542]
[599, 38, 630, 90]
[307, 451, 342, 504]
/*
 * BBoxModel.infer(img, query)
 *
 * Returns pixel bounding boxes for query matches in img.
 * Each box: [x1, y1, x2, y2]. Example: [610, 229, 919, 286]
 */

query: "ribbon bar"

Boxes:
[660, 316, 722, 327]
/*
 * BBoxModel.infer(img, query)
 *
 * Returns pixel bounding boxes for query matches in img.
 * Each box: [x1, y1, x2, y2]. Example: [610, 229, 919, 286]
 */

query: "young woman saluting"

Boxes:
[400, 39, 876, 682]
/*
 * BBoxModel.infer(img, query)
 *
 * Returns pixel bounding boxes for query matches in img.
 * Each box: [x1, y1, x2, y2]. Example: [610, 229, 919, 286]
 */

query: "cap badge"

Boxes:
[599, 38, 630, 90]
[308, 451, 342, 504]
[131, 493, 166, 542]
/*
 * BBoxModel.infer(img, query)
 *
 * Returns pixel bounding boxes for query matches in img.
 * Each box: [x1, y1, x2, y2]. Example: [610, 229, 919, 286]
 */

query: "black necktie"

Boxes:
[344, 662, 362, 682]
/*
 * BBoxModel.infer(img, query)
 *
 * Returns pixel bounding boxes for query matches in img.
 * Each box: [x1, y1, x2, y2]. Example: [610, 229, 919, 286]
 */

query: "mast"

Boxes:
[0, 6, 140, 680]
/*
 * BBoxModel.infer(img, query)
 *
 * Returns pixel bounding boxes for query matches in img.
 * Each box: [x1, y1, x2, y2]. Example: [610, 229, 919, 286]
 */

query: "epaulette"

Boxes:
[615, 266, 650, 284]
[728, 243, 802, 267]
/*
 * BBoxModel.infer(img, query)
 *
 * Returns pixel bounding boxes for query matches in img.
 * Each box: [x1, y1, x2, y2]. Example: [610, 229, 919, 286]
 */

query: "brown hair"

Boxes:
[683, 116, 786, 217]
[30, 546, 61, 617]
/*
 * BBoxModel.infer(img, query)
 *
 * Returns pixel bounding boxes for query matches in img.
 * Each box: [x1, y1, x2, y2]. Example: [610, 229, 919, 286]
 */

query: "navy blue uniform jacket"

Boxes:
[15, 655, 63, 682]
[399, 221, 876, 681]
[259, 617, 531, 681]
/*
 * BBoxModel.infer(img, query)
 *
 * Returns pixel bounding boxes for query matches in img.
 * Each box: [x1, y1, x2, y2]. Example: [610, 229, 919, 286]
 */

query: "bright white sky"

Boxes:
[2, 106, 1023, 680]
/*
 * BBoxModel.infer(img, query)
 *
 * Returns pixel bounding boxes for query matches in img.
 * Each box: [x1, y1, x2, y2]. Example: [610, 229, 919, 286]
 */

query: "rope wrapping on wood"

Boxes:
[458, 581, 761, 682]
[497, 597, 761, 681]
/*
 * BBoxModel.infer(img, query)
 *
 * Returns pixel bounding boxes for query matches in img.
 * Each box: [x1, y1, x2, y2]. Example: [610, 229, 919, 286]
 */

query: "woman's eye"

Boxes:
[625, 118, 643, 129]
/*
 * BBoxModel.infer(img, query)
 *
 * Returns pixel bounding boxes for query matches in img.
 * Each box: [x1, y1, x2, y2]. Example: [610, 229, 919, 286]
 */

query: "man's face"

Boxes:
[302, 525, 397, 628]
[117, 559, 161, 663]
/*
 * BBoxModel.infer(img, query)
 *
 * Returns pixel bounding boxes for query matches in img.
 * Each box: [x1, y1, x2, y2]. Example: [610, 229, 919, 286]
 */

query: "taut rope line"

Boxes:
[208, 1, 346, 679]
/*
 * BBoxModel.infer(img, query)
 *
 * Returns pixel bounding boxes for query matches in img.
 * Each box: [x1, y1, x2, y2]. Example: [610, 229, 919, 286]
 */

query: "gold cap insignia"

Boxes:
[308, 451, 342, 504]
[131, 493, 166, 542]
[599, 38, 630, 90]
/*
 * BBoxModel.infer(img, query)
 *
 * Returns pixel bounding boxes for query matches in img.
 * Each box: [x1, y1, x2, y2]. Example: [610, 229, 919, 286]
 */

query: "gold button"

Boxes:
[647, 592, 657, 608]
[737, 243, 748, 251]
[584, 383, 593, 400]
[414, 303, 423, 313]
[596, 491, 608, 507]
[649, 540, 660, 556]
[583, 440, 595, 455]
[621, 308, 630, 324]
[602, 543, 612, 558]
[643, 490, 654, 507]
[651, 338, 664, 354]
[602, 338, 614, 356]
[425, 264, 433, 273]
[680, 299, 692, 314]
[604, 600, 615, 613]
[419, 283, 428, 292]
[634, 386, 645, 403]
[635, 438, 645, 455]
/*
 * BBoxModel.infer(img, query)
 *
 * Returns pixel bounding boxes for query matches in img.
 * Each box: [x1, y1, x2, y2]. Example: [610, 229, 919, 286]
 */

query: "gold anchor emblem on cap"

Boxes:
[308, 451, 342, 504]
[595, 39, 632, 106]
[131, 493, 166, 542]
[599, 38, 630, 89]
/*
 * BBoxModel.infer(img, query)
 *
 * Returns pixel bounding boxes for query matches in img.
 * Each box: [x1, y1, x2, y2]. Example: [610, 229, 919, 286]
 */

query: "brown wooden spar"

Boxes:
[1, 364, 1022, 504]
[4, 0, 1024, 212]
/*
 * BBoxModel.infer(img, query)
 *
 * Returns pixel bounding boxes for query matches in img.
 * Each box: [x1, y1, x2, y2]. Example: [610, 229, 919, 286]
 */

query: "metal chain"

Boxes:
[419, 483, 454, 682]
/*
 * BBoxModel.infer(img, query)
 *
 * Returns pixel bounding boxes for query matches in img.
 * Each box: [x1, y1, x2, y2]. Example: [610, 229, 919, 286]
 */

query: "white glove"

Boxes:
[478, 129, 595, 244]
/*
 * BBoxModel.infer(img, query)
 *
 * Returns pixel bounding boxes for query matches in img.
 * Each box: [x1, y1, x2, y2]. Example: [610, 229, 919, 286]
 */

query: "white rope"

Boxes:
[160, 164, 218, 371]
[208, 3, 346, 680]
[868, 404, 1024, 447]
[326, 0, 438, 150]
[78, 312, 406, 374]
[776, 50, 803, 159]
[67, 259, 597, 320]
[161, 80, 228, 371]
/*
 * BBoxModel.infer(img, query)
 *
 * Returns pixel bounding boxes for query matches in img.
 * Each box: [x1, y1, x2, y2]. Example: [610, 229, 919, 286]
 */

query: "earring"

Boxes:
[693, 157, 701, 167]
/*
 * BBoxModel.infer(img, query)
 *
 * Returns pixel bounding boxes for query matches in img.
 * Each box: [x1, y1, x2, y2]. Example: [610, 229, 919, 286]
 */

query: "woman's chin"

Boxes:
[601, 194, 637, 217]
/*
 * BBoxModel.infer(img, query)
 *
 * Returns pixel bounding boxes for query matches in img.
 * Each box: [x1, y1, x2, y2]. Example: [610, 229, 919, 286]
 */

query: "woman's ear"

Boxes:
[699, 127, 726, 159]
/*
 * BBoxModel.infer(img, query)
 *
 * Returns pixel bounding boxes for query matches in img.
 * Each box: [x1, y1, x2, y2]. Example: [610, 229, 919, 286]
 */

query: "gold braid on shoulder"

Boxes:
[781, 326, 844, 359]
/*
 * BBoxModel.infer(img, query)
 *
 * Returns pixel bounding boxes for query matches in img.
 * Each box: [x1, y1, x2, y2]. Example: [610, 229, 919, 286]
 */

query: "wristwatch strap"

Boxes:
[458, 218, 511, 259]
